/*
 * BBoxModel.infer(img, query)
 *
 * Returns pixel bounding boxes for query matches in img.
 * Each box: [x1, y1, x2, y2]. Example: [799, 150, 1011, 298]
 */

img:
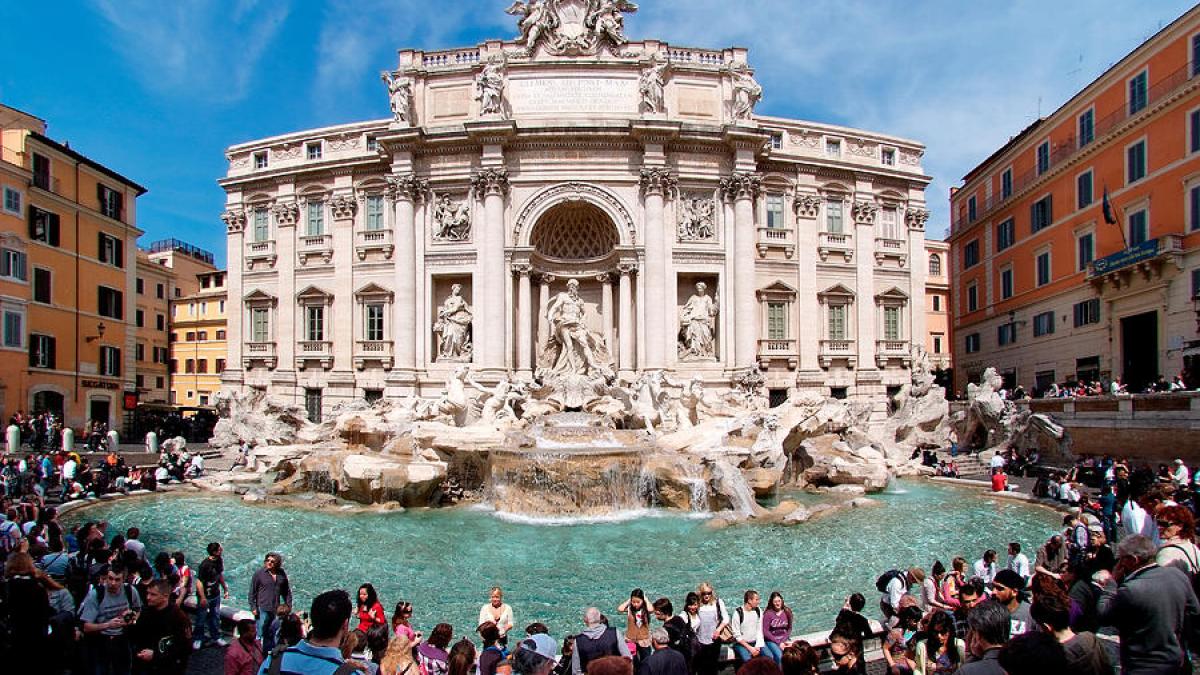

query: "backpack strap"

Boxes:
[1165, 543, 1200, 573]
[267, 644, 292, 675]
[736, 607, 743, 623]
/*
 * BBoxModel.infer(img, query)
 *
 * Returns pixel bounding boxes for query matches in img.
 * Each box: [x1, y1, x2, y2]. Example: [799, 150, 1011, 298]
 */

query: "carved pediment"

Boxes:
[875, 286, 909, 304]
[757, 281, 797, 300]
[818, 283, 856, 302]
[355, 282, 394, 302]
[296, 285, 334, 303]
[243, 289, 277, 307]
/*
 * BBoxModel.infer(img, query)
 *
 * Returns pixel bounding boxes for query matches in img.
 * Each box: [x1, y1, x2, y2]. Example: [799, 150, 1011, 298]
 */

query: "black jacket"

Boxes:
[638, 648, 687, 675]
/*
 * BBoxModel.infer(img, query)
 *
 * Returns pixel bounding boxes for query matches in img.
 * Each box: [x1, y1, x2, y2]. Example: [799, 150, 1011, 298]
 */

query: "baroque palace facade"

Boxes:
[219, 1, 931, 419]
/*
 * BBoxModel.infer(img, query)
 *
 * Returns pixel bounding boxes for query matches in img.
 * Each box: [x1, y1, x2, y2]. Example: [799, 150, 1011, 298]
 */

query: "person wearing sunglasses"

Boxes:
[1154, 504, 1200, 575]
[692, 583, 729, 675]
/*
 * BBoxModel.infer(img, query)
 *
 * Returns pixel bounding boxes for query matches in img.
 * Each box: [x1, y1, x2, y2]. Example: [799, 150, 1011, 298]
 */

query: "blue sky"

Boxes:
[2, 0, 1193, 266]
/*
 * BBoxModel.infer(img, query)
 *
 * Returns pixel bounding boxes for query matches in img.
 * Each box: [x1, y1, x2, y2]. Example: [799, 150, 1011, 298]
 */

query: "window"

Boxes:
[0, 248, 27, 281]
[197, 359, 208, 374]
[156, 314, 165, 331]
[98, 184, 123, 220]
[305, 305, 325, 341]
[216, 329, 226, 339]
[766, 302, 786, 340]
[29, 334, 55, 369]
[305, 388, 323, 422]
[135, 309, 144, 328]
[881, 148, 896, 166]
[1077, 232, 1094, 271]
[1077, 170, 1093, 208]
[827, 304, 847, 341]
[965, 333, 981, 353]
[1036, 141, 1050, 175]
[216, 359, 226, 373]
[136, 374, 145, 388]
[253, 151, 268, 169]
[1194, 34, 1200, 76]
[1191, 185, 1200, 231]
[1073, 298, 1101, 327]
[365, 196, 385, 231]
[1036, 251, 1051, 286]
[307, 201, 324, 236]
[135, 343, 145, 361]
[879, 207, 900, 239]
[366, 137, 378, 152]
[998, 323, 1017, 346]
[185, 359, 195, 374]
[251, 307, 270, 342]
[2, 310, 23, 348]
[770, 133, 782, 150]
[306, 142, 323, 160]
[1001, 268, 1013, 299]
[996, 218, 1015, 250]
[825, 139, 841, 157]
[99, 346, 121, 376]
[825, 199, 843, 233]
[1033, 311, 1055, 337]
[1078, 109, 1095, 147]
[365, 303, 385, 341]
[28, 207, 61, 246]
[98, 232, 124, 267]
[882, 306, 900, 341]
[1129, 70, 1148, 115]
[1031, 194, 1053, 232]
[185, 331, 196, 341]
[156, 283, 164, 299]
[1191, 109, 1200, 153]
[219, 301, 225, 313]
[1001, 168, 1012, 199]
[197, 330, 208, 341]
[253, 209, 270, 242]
[32, 153, 51, 190]
[1128, 209, 1148, 246]
[169, 359, 177, 374]
[932, 334, 943, 354]
[98, 286, 123, 319]
[1127, 140, 1146, 183]
[963, 240, 980, 268]
[967, 283, 978, 312]
[766, 195, 785, 229]
[929, 254, 941, 276]
[932, 295, 941, 312]
[33, 268, 50, 303]
[1194, 268, 1200, 299]
[2, 187, 21, 215]
[156, 376, 164, 389]
[967, 196, 977, 223]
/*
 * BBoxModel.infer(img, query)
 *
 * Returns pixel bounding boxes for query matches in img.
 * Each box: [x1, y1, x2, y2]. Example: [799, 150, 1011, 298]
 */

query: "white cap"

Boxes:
[232, 610, 255, 623]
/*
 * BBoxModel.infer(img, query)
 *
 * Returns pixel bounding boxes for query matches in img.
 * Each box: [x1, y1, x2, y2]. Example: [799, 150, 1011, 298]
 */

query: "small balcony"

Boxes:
[757, 338, 797, 370]
[355, 229, 394, 261]
[818, 231, 854, 263]
[298, 234, 334, 265]
[875, 339, 912, 368]
[296, 340, 333, 370]
[756, 226, 794, 258]
[354, 340, 394, 370]
[243, 341, 277, 370]
[874, 237, 908, 267]
[819, 339, 856, 369]
[245, 240, 277, 269]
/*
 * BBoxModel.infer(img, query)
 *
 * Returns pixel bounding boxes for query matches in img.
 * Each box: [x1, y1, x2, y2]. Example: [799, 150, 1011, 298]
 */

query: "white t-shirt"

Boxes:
[125, 539, 146, 561]
[62, 459, 77, 480]
[730, 605, 764, 648]
[989, 454, 1005, 469]
[1006, 553, 1032, 581]
[973, 560, 996, 584]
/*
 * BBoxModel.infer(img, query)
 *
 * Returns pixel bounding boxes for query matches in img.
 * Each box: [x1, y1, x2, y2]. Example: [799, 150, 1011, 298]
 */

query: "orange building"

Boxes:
[0, 103, 146, 429]
[924, 239, 951, 375]
[169, 268, 226, 408]
[949, 7, 1200, 394]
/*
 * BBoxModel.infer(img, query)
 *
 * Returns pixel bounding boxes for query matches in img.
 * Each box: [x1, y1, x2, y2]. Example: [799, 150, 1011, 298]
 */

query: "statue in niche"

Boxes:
[541, 279, 613, 379]
[475, 58, 507, 117]
[433, 195, 471, 241]
[678, 196, 715, 241]
[639, 59, 667, 113]
[730, 63, 762, 121]
[678, 282, 718, 360]
[586, 0, 639, 46]
[380, 70, 412, 124]
[506, 0, 559, 50]
[434, 284, 473, 361]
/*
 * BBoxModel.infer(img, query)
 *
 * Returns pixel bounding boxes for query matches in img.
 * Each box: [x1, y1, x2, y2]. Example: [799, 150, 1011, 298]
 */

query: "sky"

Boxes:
[2, 0, 1195, 267]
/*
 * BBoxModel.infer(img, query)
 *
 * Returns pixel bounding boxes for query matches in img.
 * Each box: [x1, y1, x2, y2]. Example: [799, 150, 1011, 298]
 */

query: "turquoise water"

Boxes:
[66, 480, 1059, 638]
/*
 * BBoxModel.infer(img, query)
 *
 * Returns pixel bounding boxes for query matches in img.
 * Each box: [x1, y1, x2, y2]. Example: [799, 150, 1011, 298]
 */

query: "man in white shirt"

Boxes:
[1171, 459, 1189, 487]
[1006, 542, 1032, 584]
[124, 527, 146, 561]
[973, 550, 998, 584]
[989, 453, 1005, 471]
[1121, 494, 1159, 546]
[879, 569, 914, 627]
[730, 589, 765, 664]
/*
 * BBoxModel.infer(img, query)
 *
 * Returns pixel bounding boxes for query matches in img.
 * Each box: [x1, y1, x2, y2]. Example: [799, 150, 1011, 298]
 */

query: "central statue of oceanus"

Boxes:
[537, 278, 614, 408]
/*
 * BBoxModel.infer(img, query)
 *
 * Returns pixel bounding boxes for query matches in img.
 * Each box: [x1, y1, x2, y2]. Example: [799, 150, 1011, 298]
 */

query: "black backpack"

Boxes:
[875, 570, 906, 593]
[76, 583, 136, 621]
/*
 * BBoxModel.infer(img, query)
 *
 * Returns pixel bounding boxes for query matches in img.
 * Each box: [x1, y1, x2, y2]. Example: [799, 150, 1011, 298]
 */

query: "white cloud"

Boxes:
[91, 0, 290, 105]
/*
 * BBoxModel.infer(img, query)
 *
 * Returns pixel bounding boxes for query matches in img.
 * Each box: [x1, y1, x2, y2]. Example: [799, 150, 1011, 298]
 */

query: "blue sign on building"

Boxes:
[1090, 238, 1159, 275]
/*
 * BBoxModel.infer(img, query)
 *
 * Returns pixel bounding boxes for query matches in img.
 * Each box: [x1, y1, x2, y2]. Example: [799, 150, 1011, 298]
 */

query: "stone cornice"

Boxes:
[852, 201, 878, 225]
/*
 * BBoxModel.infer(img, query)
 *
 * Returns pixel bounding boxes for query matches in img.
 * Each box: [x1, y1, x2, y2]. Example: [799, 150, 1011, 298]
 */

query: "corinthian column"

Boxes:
[471, 168, 509, 373]
[640, 168, 676, 370]
[387, 174, 427, 375]
[722, 172, 761, 370]
[220, 210, 246, 383]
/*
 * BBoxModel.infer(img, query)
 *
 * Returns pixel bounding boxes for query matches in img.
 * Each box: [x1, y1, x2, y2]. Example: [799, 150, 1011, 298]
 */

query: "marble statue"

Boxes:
[468, 373, 520, 425]
[381, 70, 412, 124]
[433, 195, 471, 241]
[678, 196, 715, 241]
[678, 282, 718, 360]
[506, 0, 559, 50]
[586, 0, 638, 46]
[542, 278, 612, 378]
[416, 366, 473, 426]
[475, 58, 507, 117]
[434, 285, 473, 361]
[672, 375, 708, 429]
[730, 64, 762, 121]
[639, 59, 667, 113]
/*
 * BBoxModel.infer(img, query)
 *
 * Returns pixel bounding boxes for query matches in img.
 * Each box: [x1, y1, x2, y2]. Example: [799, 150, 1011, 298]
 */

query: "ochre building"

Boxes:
[170, 267, 227, 408]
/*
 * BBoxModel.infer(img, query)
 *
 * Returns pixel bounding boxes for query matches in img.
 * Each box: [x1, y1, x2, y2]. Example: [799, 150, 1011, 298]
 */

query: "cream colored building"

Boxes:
[170, 268, 227, 407]
[219, 2, 931, 420]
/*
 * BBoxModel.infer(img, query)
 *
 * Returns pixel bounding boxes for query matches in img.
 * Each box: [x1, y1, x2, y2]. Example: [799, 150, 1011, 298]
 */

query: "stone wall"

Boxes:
[1022, 393, 1200, 462]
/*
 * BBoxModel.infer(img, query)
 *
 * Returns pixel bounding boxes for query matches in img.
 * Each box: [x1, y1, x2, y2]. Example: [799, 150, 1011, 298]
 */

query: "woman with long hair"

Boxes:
[760, 591, 791, 664]
[694, 582, 730, 675]
[939, 558, 967, 609]
[617, 588, 653, 663]
[682, 591, 702, 631]
[3, 551, 56, 671]
[380, 635, 417, 675]
[780, 641, 819, 675]
[479, 586, 515, 644]
[391, 600, 417, 641]
[447, 638, 478, 675]
[418, 623, 454, 675]
[912, 612, 964, 675]
[357, 583, 387, 632]
[923, 561, 952, 614]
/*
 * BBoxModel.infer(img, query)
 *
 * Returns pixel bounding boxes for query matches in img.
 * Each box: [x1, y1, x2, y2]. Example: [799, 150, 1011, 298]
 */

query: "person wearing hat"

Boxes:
[225, 611, 263, 675]
[514, 634, 558, 675]
[989, 569, 1032, 636]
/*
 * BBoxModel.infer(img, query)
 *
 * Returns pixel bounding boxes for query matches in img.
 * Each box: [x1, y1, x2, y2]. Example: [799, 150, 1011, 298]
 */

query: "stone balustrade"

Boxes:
[298, 234, 334, 265]
[819, 339, 856, 368]
[757, 338, 797, 370]
[355, 228, 394, 260]
[244, 240, 276, 268]
[756, 226, 794, 258]
[354, 340, 394, 371]
[818, 231, 853, 262]
[243, 341, 277, 369]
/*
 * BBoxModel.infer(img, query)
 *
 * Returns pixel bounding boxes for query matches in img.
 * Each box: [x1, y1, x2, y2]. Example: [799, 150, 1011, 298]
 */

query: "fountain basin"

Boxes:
[488, 447, 647, 517]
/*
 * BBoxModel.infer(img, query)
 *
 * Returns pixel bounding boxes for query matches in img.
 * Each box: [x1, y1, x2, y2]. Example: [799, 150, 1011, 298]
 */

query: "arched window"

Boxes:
[929, 253, 942, 275]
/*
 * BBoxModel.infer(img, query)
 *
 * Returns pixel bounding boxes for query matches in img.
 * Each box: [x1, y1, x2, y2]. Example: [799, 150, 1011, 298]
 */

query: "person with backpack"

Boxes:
[692, 582, 729, 675]
[259, 588, 359, 675]
[79, 560, 142, 675]
[729, 589, 765, 665]
[571, 606, 631, 675]
[876, 568, 915, 627]
[1154, 504, 1200, 578]
[0, 509, 22, 559]
[652, 597, 696, 668]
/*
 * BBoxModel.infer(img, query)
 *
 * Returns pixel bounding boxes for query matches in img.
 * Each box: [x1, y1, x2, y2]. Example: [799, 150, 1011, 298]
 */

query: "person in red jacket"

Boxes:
[356, 583, 387, 632]
[991, 468, 1008, 492]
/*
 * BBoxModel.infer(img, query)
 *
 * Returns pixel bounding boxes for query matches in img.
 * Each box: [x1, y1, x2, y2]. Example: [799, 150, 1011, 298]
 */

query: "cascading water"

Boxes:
[709, 458, 759, 518]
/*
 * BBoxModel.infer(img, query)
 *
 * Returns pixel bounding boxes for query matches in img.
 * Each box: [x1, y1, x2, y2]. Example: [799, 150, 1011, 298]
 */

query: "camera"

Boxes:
[122, 610, 137, 623]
